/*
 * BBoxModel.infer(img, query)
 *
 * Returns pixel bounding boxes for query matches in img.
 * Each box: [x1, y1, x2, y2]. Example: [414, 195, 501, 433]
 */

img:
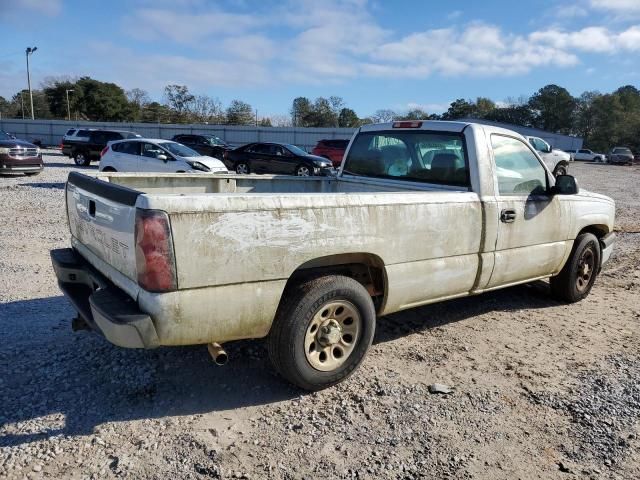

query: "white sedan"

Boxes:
[99, 138, 229, 173]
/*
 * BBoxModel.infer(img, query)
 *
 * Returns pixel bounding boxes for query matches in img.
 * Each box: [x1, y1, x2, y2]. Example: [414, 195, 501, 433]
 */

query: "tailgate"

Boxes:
[66, 172, 140, 282]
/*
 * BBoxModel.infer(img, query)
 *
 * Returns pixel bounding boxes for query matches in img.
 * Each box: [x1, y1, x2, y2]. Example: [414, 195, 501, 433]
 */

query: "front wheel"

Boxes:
[550, 233, 601, 303]
[268, 275, 376, 391]
[295, 164, 311, 176]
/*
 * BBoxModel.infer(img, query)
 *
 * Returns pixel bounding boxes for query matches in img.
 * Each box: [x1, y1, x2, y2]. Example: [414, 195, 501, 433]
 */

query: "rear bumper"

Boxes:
[600, 232, 615, 267]
[50, 248, 159, 349]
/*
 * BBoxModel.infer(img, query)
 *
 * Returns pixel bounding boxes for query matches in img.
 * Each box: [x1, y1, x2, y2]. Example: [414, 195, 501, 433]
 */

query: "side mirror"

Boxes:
[552, 174, 578, 195]
[157, 154, 168, 162]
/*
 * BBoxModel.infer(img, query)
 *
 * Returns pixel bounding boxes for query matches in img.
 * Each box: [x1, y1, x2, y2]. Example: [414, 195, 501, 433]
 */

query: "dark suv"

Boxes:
[63, 129, 141, 166]
[311, 139, 350, 167]
[172, 134, 231, 160]
[0, 131, 43, 176]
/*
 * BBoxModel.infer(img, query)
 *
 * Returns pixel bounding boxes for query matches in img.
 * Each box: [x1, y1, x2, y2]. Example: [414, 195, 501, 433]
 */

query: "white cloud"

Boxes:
[0, 0, 61, 17]
[530, 25, 640, 53]
[589, 0, 640, 13]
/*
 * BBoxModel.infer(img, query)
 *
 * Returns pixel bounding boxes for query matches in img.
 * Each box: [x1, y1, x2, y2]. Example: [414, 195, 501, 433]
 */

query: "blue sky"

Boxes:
[1, 0, 639, 119]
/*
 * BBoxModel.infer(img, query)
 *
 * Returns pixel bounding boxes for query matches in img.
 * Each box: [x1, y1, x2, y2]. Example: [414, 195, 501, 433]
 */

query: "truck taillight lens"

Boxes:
[100, 146, 109, 157]
[134, 209, 177, 292]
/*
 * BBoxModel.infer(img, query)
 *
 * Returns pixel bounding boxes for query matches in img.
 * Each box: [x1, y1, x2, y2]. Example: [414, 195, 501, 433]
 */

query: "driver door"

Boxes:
[487, 134, 571, 288]
[138, 142, 172, 172]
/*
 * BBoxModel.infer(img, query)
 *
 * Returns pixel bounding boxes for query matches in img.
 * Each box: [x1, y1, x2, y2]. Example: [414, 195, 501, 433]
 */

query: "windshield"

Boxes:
[285, 144, 308, 156]
[613, 148, 632, 154]
[204, 135, 226, 146]
[160, 142, 201, 157]
[343, 131, 469, 187]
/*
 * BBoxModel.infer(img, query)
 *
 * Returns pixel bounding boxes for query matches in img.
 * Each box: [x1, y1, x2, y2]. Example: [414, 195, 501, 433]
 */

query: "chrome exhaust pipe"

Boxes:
[207, 342, 228, 365]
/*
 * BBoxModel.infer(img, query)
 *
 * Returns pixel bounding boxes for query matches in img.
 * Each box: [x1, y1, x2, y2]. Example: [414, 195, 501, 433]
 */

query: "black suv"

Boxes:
[63, 129, 141, 166]
[172, 134, 231, 160]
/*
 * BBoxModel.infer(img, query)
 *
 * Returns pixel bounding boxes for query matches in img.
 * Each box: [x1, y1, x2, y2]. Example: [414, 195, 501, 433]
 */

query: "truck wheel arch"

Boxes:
[280, 253, 388, 314]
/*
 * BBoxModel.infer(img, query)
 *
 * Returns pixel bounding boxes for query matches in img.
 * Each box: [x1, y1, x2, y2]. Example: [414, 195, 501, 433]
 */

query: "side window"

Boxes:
[492, 135, 548, 196]
[579, 149, 588, 154]
[120, 142, 140, 155]
[141, 143, 165, 159]
[271, 145, 285, 156]
[91, 133, 106, 144]
[105, 132, 123, 142]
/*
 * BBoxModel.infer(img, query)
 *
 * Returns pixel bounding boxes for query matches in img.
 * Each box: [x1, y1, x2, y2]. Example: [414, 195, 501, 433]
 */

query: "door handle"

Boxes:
[500, 208, 516, 223]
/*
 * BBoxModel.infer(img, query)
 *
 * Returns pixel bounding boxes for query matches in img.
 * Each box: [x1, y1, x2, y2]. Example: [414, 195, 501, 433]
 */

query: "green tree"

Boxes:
[226, 99, 254, 125]
[126, 88, 151, 122]
[42, 77, 78, 119]
[141, 102, 172, 123]
[338, 108, 360, 127]
[258, 117, 272, 127]
[72, 77, 129, 121]
[484, 104, 535, 127]
[442, 99, 475, 120]
[291, 97, 313, 126]
[306, 97, 336, 127]
[528, 84, 576, 134]
[475, 97, 496, 118]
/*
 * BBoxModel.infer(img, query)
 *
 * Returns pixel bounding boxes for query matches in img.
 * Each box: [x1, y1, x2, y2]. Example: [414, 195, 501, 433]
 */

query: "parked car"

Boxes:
[0, 131, 43, 176]
[63, 129, 141, 166]
[51, 120, 615, 391]
[525, 136, 571, 176]
[311, 139, 350, 167]
[224, 142, 334, 176]
[571, 148, 606, 163]
[171, 134, 231, 160]
[634, 152, 640, 163]
[608, 147, 634, 165]
[99, 139, 228, 173]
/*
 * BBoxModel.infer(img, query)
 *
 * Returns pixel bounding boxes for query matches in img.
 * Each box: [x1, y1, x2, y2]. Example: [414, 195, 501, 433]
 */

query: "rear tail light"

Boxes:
[392, 121, 423, 128]
[100, 146, 109, 157]
[134, 209, 177, 292]
[59, 142, 63, 149]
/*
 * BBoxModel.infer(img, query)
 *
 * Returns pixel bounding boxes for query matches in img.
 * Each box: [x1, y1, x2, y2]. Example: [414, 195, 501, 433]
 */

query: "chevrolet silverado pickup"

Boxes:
[51, 121, 616, 390]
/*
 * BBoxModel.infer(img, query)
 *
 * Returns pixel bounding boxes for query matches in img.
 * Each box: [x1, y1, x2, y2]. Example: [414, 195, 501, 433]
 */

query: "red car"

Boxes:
[311, 139, 349, 167]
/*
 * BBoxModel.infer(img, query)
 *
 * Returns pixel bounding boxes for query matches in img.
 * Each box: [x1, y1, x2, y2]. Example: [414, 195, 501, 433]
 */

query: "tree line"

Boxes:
[0, 76, 638, 152]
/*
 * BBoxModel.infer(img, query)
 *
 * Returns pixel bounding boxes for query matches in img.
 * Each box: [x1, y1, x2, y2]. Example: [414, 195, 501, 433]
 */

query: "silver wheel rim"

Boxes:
[576, 247, 595, 293]
[236, 164, 248, 174]
[304, 300, 361, 372]
[76, 154, 85, 164]
[297, 166, 310, 176]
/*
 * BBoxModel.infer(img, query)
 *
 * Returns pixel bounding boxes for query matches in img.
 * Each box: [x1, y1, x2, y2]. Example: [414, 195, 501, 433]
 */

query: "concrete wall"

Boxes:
[0, 119, 356, 150]
[0, 118, 583, 152]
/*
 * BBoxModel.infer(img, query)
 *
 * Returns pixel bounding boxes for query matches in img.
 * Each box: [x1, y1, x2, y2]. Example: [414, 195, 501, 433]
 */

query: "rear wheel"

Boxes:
[235, 162, 249, 174]
[268, 275, 376, 391]
[550, 233, 601, 303]
[73, 151, 90, 167]
[101, 167, 117, 172]
[296, 164, 311, 176]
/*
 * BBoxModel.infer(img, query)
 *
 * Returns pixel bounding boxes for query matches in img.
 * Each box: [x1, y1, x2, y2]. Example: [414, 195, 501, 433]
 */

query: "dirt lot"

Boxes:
[1, 152, 639, 480]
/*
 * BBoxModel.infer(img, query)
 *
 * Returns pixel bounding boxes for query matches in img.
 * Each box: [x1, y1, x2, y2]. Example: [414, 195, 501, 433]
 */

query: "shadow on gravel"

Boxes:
[17, 182, 65, 190]
[374, 281, 556, 345]
[0, 283, 558, 448]
[43, 162, 97, 169]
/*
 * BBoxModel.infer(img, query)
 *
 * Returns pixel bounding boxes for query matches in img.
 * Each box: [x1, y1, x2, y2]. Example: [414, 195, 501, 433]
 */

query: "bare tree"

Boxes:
[371, 109, 397, 123]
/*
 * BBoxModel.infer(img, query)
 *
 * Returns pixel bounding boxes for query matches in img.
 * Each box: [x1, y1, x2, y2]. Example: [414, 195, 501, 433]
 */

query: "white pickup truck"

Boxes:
[51, 121, 616, 390]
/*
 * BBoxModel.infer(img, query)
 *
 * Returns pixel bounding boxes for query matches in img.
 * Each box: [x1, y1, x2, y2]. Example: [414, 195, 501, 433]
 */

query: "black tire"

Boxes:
[73, 150, 90, 167]
[24, 171, 41, 176]
[550, 233, 601, 303]
[101, 167, 117, 172]
[235, 162, 249, 174]
[554, 164, 568, 176]
[268, 275, 376, 391]
[295, 164, 312, 176]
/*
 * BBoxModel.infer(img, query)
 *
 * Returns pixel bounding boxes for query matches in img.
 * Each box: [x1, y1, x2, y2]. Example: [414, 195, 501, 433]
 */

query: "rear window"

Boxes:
[65, 129, 76, 136]
[613, 148, 632, 154]
[342, 131, 469, 187]
[77, 130, 92, 136]
[112, 141, 140, 155]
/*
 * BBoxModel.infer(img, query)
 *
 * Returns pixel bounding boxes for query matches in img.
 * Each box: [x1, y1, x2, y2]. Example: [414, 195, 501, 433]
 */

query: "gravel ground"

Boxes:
[1, 152, 639, 479]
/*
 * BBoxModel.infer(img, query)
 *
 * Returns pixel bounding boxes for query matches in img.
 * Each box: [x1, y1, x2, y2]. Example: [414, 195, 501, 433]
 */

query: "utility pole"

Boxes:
[66, 89, 74, 121]
[255, 109, 258, 127]
[25, 46, 37, 120]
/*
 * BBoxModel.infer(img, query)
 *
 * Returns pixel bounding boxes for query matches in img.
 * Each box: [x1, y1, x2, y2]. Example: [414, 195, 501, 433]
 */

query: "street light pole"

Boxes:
[66, 89, 74, 121]
[25, 46, 37, 120]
